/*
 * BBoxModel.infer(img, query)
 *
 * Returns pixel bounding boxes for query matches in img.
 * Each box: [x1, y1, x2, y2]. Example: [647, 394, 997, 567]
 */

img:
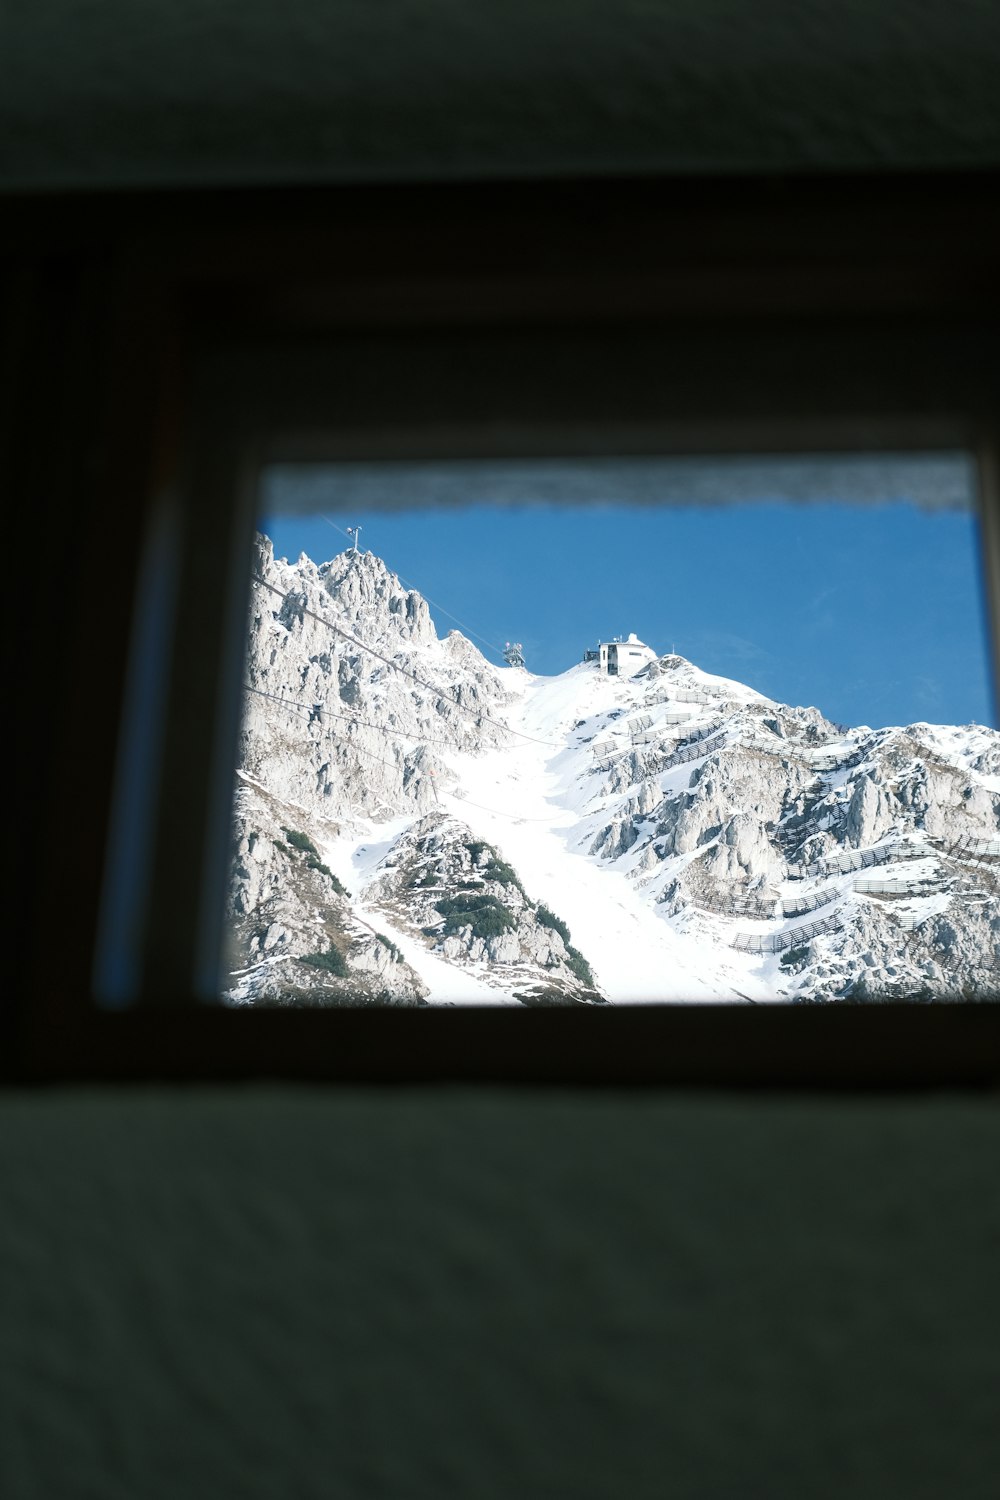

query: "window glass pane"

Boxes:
[225, 454, 998, 1006]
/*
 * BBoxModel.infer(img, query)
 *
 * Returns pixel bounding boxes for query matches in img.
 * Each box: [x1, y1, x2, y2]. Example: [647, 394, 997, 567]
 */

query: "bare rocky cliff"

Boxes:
[228, 538, 600, 1004]
[225, 538, 999, 1005]
[577, 661, 1000, 1001]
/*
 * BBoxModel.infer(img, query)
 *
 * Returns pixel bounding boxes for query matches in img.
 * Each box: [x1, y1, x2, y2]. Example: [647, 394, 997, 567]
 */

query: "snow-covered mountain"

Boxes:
[226, 536, 1000, 1005]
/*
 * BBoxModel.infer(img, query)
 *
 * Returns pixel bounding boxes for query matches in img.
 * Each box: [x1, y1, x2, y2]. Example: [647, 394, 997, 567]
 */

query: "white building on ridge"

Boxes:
[583, 632, 657, 677]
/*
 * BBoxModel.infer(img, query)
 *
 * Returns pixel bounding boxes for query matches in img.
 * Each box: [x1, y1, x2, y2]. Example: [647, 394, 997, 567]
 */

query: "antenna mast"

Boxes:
[346, 526, 362, 554]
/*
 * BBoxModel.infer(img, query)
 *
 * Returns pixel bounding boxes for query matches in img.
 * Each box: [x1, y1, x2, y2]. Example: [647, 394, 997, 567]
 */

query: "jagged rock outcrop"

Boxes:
[362, 814, 603, 1003]
[228, 538, 601, 1003]
[240, 536, 510, 823]
[227, 779, 429, 1005]
[576, 655, 998, 1000]
[226, 538, 999, 1006]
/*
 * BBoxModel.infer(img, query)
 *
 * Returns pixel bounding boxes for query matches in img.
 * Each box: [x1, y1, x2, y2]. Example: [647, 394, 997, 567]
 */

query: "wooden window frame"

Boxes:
[6, 171, 1000, 1085]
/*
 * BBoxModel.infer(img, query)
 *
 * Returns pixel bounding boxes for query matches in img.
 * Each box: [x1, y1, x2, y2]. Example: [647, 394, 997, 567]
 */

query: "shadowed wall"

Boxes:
[2, 1090, 998, 1499]
[2, 1, 999, 188]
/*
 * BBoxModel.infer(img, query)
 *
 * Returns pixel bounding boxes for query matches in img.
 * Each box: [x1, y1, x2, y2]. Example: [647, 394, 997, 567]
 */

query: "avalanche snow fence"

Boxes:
[732, 912, 842, 955]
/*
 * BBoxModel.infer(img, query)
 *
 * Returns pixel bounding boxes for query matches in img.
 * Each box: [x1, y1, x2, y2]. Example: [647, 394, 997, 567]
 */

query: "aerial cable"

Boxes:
[244, 683, 551, 814]
[243, 684, 433, 779]
[251, 572, 561, 750]
[239, 687, 560, 828]
[438, 787, 562, 825]
[252, 573, 490, 730]
[244, 685, 436, 775]
[243, 682, 476, 752]
[245, 679, 547, 760]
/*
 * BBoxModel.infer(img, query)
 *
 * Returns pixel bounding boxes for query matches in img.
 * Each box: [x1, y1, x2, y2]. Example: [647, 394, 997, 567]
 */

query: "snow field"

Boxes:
[436, 669, 771, 1003]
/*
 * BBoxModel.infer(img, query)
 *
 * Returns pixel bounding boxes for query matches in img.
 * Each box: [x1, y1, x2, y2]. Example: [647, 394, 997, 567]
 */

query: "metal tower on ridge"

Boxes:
[346, 526, 362, 553]
[503, 641, 526, 669]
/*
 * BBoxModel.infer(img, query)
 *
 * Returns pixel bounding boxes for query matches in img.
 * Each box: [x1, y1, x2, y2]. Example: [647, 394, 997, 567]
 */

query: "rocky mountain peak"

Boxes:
[228, 537, 1000, 1008]
[316, 547, 435, 647]
[239, 535, 510, 827]
[259, 536, 437, 653]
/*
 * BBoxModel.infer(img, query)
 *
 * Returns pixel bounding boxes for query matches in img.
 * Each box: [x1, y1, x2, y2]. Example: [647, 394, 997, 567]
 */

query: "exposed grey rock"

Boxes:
[225, 537, 999, 1006]
[240, 537, 511, 824]
[226, 777, 429, 1005]
[361, 813, 603, 1002]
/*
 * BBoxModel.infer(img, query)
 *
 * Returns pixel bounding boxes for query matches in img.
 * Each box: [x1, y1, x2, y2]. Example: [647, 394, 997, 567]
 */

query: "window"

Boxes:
[11, 172, 1000, 1082]
[229, 452, 994, 1009]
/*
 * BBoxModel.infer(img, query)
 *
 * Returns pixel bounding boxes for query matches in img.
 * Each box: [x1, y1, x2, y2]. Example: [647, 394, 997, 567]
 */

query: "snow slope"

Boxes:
[434, 667, 772, 1002]
[226, 543, 1000, 1006]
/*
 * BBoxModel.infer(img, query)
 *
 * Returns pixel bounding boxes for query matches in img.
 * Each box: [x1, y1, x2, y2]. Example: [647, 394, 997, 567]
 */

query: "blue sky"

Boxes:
[260, 458, 995, 731]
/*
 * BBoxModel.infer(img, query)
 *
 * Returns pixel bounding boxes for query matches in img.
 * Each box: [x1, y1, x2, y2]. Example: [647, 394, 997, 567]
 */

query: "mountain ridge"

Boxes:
[226, 539, 1000, 1005]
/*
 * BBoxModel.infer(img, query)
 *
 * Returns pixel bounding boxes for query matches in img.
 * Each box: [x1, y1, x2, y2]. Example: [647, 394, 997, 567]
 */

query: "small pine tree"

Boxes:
[300, 946, 349, 977]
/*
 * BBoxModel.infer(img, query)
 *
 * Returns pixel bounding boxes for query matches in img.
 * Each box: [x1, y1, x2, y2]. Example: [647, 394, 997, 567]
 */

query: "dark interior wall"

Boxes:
[3, 1090, 998, 1500]
[3, 5, 999, 1496]
[3, 0, 1000, 188]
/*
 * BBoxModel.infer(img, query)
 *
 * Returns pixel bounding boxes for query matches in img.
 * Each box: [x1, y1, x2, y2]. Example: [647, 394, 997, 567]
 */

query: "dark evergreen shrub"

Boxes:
[460, 908, 512, 938]
[375, 933, 404, 963]
[565, 944, 595, 987]
[434, 892, 514, 939]
[483, 857, 524, 892]
[435, 893, 501, 918]
[536, 904, 571, 945]
[300, 946, 349, 976]
[283, 827, 319, 857]
[305, 855, 348, 895]
[462, 839, 524, 894]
